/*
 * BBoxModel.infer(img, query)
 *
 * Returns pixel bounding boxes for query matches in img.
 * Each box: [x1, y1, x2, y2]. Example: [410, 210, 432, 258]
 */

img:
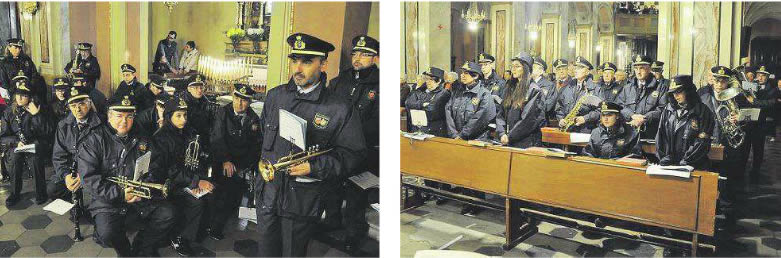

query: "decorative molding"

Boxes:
[541, 15, 560, 73]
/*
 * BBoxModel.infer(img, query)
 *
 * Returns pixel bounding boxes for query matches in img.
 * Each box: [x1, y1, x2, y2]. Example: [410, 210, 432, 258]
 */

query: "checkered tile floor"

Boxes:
[402, 134, 781, 257]
[0, 166, 379, 257]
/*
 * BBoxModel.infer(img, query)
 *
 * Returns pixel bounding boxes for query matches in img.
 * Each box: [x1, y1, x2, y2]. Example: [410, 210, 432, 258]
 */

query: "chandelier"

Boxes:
[461, 2, 487, 31]
[163, 1, 177, 13]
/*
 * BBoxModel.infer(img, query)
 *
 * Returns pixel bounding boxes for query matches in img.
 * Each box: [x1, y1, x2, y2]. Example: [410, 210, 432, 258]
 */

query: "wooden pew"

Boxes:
[540, 127, 725, 161]
[400, 135, 720, 255]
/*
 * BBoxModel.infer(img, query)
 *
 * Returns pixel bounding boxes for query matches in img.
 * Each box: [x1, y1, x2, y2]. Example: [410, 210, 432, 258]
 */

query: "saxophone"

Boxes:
[560, 94, 588, 132]
[68, 49, 81, 79]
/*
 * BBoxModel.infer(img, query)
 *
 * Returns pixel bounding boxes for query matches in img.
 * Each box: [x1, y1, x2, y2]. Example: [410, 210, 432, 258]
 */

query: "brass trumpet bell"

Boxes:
[108, 176, 170, 199]
[257, 146, 331, 182]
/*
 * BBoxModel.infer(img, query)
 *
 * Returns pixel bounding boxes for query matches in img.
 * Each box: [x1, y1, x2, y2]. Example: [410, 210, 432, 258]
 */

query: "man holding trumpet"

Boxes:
[78, 91, 174, 257]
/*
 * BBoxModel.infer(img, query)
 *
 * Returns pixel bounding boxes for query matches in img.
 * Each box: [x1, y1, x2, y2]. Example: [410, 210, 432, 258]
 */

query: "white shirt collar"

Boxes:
[298, 81, 321, 94]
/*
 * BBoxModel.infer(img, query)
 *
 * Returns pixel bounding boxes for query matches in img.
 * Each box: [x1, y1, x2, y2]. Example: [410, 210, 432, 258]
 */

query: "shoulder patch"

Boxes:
[691, 120, 698, 130]
[616, 139, 625, 147]
[313, 113, 330, 129]
[367, 90, 376, 100]
[698, 132, 708, 139]
[651, 90, 659, 98]
[138, 141, 148, 153]
[471, 97, 480, 106]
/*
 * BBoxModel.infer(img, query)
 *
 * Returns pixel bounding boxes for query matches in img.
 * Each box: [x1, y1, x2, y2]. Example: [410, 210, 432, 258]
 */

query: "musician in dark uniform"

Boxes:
[50, 78, 72, 121]
[656, 75, 714, 170]
[699, 66, 754, 235]
[496, 52, 546, 148]
[556, 56, 600, 133]
[617, 55, 669, 139]
[78, 92, 175, 257]
[64, 42, 101, 88]
[147, 74, 170, 99]
[478, 53, 507, 108]
[255, 33, 366, 257]
[531, 57, 556, 120]
[149, 96, 213, 256]
[208, 84, 261, 240]
[404, 67, 451, 136]
[651, 61, 669, 89]
[115, 64, 154, 112]
[48, 86, 101, 201]
[153, 31, 179, 74]
[747, 64, 780, 184]
[0, 39, 40, 96]
[180, 74, 216, 142]
[72, 72, 107, 119]
[326, 35, 380, 249]
[445, 61, 495, 216]
[547, 59, 571, 121]
[446, 61, 496, 141]
[1, 74, 55, 206]
[135, 93, 170, 137]
[598, 62, 622, 102]
[584, 101, 640, 159]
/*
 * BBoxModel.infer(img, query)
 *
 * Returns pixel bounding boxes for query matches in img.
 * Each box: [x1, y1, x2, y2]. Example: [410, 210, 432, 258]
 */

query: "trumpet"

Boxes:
[184, 135, 206, 170]
[258, 145, 331, 182]
[108, 176, 170, 199]
[715, 86, 746, 148]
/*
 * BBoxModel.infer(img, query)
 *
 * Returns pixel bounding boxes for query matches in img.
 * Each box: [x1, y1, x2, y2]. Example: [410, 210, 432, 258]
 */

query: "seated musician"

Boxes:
[134, 93, 171, 136]
[78, 92, 174, 256]
[583, 101, 640, 159]
[147, 74, 170, 99]
[149, 96, 214, 256]
[404, 67, 451, 136]
[496, 52, 546, 148]
[48, 86, 101, 202]
[71, 72, 107, 119]
[445, 61, 496, 141]
[50, 78, 72, 122]
[655, 75, 714, 170]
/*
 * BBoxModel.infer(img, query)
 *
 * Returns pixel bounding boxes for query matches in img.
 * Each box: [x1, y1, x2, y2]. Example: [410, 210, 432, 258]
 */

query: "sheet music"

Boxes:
[250, 101, 264, 115]
[238, 206, 257, 224]
[645, 164, 693, 178]
[409, 109, 428, 127]
[401, 132, 434, 141]
[279, 109, 307, 150]
[184, 188, 209, 199]
[43, 199, 76, 215]
[348, 171, 379, 190]
[569, 133, 591, 143]
[14, 144, 36, 153]
[134, 152, 152, 181]
[738, 108, 761, 121]
[0, 87, 9, 99]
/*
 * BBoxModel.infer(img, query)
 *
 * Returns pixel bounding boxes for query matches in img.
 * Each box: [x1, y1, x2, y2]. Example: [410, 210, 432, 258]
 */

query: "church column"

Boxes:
[266, 2, 294, 88]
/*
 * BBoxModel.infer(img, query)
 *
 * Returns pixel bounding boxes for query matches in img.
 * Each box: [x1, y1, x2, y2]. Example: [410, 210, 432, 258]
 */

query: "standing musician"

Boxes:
[48, 86, 101, 202]
[78, 92, 174, 257]
[656, 75, 714, 170]
[531, 57, 556, 121]
[583, 101, 641, 159]
[746, 64, 780, 184]
[496, 52, 546, 148]
[208, 84, 261, 240]
[556, 56, 600, 133]
[617, 55, 669, 139]
[598, 62, 622, 102]
[255, 33, 366, 256]
[445, 61, 496, 141]
[64, 42, 101, 88]
[478, 53, 507, 113]
[150, 96, 213, 256]
[404, 67, 451, 136]
[1, 72, 55, 206]
[115, 64, 155, 112]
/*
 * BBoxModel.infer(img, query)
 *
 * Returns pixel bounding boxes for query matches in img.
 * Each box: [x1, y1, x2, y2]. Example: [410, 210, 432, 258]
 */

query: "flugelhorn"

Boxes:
[258, 145, 331, 182]
[108, 176, 170, 199]
[184, 135, 205, 170]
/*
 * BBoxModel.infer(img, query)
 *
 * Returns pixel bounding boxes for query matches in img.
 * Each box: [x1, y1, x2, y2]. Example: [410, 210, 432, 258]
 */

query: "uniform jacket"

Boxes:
[328, 65, 379, 148]
[259, 73, 366, 220]
[78, 124, 161, 214]
[210, 103, 262, 169]
[496, 84, 546, 148]
[754, 81, 780, 135]
[0, 105, 55, 155]
[51, 111, 102, 183]
[617, 76, 668, 138]
[537, 75, 562, 120]
[655, 101, 714, 169]
[698, 85, 755, 143]
[0, 54, 39, 94]
[154, 39, 179, 70]
[404, 84, 450, 136]
[49, 98, 70, 122]
[445, 81, 496, 141]
[598, 80, 623, 103]
[116, 79, 155, 112]
[64, 55, 101, 87]
[555, 77, 600, 133]
[134, 107, 162, 137]
[584, 122, 640, 159]
[483, 71, 507, 105]
[151, 123, 207, 190]
[179, 90, 218, 140]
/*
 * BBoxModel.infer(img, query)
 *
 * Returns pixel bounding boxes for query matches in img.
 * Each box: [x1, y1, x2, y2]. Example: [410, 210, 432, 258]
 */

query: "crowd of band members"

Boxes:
[0, 32, 378, 257]
[402, 51, 781, 235]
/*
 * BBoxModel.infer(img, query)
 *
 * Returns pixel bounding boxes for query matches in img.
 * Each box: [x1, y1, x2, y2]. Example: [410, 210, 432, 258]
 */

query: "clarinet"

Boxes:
[70, 158, 84, 241]
[14, 107, 27, 145]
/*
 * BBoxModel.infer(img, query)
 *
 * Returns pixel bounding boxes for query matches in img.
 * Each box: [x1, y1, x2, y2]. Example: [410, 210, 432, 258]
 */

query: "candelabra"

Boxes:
[197, 55, 265, 94]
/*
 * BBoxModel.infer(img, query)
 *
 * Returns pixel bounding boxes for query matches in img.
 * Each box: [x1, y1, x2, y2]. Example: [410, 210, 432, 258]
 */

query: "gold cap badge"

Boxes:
[356, 36, 366, 47]
[294, 35, 306, 50]
[239, 87, 247, 94]
[122, 96, 131, 106]
[636, 56, 642, 62]
[70, 88, 79, 96]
